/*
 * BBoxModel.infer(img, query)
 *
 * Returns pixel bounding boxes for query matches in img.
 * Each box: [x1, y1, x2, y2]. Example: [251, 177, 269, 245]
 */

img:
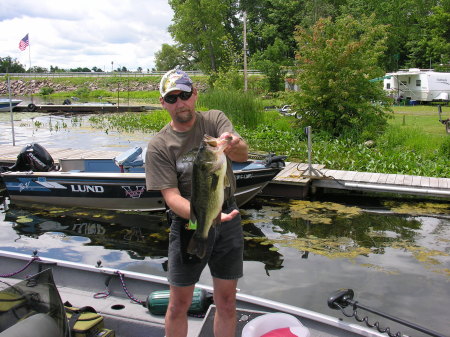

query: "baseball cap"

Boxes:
[159, 68, 193, 97]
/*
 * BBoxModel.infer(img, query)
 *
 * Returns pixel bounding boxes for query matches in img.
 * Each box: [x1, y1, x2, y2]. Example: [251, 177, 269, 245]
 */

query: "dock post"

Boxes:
[7, 75, 16, 146]
[304, 126, 321, 177]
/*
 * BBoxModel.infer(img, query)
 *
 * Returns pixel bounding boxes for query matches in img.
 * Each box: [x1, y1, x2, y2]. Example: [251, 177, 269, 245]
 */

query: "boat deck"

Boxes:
[1, 145, 449, 199]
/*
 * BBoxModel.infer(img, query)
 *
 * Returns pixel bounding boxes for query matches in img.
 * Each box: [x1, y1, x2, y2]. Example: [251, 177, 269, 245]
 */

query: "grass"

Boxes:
[30, 79, 449, 178]
[87, 102, 449, 177]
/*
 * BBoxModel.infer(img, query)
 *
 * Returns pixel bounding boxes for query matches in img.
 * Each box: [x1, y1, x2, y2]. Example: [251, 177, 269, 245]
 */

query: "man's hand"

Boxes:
[221, 209, 239, 222]
[220, 132, 240, 148]
[219, 132, 248, 162]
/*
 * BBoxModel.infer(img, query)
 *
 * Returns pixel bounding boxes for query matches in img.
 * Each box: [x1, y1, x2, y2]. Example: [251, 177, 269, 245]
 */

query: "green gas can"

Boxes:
[146, 288, 210, 315]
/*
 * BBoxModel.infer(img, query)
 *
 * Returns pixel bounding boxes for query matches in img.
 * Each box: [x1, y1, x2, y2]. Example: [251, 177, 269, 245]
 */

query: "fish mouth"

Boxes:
[203, 135, 230, 148]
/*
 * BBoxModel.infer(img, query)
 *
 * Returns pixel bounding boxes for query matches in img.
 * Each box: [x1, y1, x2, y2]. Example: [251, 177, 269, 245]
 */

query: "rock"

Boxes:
[364, 140, 375, 147]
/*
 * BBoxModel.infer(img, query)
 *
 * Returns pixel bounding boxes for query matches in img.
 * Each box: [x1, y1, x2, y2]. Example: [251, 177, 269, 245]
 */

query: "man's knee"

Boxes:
[166, 300, 190, 318]
[214, 293, 236, 317]
[166, 286, 195, 317]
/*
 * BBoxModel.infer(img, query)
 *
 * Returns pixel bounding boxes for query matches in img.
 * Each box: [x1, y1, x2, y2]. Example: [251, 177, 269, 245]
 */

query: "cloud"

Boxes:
[0, 0, 174, 71]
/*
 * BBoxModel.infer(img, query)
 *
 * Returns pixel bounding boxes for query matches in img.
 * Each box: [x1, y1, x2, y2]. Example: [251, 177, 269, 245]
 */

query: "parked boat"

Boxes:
[0, 144, 286, 211]
[0, 250, 392, 337]
[0, 98, 22, 112]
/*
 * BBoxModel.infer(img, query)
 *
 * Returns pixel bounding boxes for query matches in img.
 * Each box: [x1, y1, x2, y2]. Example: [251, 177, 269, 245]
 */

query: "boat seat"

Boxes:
[0, 313, 63, 337]
[114, 147, 144, 172]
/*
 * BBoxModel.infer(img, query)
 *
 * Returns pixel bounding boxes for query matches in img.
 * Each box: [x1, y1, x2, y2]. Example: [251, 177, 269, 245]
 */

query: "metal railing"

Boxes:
[1, 70, 262, 78]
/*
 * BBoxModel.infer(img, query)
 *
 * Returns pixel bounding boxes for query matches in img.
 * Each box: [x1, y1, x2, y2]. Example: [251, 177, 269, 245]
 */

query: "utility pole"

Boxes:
[243, 11, 248, 92]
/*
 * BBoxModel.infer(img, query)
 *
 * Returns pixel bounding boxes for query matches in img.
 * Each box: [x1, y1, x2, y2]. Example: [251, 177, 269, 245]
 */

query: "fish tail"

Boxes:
[187, 236, 208, 259]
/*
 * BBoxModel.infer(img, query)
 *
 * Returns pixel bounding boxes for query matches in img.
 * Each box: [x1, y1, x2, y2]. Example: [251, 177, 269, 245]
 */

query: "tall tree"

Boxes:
[293, 14, 390, 139]
[0, 57, 26, 73]
[154, 44, 193, 71]
[250, 38, 291, 91]
[406, 1, 450, 68]
[168, 0, 240, 73]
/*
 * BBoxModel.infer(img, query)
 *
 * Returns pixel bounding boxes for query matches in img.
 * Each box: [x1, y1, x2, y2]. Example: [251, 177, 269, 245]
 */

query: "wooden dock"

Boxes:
[12, 104, 156, 114]
[1, 145, 449, 199]
[267, 162, 450, 199]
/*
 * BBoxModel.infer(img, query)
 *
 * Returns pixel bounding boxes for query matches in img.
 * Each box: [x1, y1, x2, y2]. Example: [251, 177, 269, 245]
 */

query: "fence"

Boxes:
[1, 70, 262, 78]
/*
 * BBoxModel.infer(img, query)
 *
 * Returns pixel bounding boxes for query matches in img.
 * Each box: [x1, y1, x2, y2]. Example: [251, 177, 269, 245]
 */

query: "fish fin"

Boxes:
[189, 203, 198, 230]
[187, 236, 208, 259]
[210, 173, 219, 191]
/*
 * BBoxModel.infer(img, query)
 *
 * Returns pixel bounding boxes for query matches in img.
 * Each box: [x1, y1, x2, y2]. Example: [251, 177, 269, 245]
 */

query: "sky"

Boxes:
[0, 0, 174, 72]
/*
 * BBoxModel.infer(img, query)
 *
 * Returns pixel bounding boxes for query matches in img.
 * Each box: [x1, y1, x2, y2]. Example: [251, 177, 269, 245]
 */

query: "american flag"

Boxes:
[19, 34, 29, 51]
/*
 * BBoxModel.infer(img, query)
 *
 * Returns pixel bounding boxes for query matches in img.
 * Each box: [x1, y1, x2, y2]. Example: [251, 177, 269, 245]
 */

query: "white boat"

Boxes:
[0, 98, 22, 112]
[0, 250, 400, 337]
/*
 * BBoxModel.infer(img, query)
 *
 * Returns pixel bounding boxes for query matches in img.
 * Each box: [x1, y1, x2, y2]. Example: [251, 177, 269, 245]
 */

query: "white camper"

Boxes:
[383, 68, 450, 102]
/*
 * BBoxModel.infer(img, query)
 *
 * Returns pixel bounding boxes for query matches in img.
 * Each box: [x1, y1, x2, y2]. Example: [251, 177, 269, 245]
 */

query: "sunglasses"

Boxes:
[163, 91, 193, 104]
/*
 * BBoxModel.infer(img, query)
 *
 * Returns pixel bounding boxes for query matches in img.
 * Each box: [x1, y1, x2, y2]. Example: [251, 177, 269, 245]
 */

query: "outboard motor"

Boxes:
[8, 143, 55, 172]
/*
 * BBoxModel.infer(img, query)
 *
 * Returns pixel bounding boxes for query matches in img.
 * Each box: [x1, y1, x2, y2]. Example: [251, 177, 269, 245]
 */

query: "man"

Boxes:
[145, 68, 248, 337]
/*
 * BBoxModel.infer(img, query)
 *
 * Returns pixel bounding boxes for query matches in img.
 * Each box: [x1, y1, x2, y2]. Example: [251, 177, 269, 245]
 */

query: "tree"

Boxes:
[0, 57, 26, 73]
[154, 44, 193, 71]
[70, 67, 91, 72]
[250, 38, 291, 91]
[29, 66, 48, 73]
[406, 2, 450, 68]
[168, 0, 240, 73]
[50, 65, 65, 73]
[293, 14, 391, 139]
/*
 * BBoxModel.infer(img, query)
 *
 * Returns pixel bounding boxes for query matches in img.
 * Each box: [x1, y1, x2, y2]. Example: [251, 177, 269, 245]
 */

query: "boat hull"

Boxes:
[1, 167, 280, 211]
[0, 99, 22, 112]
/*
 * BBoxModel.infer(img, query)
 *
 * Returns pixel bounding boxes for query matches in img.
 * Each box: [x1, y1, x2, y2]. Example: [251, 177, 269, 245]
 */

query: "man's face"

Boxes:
[160, 89, 197, 124]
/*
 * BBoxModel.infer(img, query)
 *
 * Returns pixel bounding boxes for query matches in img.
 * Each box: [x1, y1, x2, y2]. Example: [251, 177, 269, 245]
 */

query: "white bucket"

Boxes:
[241, 313, 311, 337]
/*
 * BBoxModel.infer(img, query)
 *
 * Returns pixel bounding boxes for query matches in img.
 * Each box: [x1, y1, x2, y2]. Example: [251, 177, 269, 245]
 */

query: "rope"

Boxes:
[114, 271, 146, 306]
[0, 256, 40, 278]
[93, 289, 111, 299]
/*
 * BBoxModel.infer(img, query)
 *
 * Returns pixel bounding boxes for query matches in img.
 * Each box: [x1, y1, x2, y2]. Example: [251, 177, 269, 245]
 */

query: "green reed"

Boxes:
[197, 90, 265, 129]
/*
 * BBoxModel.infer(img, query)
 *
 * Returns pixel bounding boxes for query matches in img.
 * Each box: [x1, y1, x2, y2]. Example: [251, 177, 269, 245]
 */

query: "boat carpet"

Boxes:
[197, 305, 266, 337]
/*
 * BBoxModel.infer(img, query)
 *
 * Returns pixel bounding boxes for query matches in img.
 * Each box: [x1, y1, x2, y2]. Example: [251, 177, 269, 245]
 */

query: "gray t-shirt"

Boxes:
[145, 110, 238, 201]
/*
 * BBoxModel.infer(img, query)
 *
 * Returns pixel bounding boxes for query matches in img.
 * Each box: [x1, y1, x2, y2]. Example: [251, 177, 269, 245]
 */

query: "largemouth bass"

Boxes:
[187, 134, 230, 259]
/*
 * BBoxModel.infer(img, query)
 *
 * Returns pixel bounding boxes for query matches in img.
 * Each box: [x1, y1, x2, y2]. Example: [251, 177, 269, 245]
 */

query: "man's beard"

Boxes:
[174, 108, 194, 123]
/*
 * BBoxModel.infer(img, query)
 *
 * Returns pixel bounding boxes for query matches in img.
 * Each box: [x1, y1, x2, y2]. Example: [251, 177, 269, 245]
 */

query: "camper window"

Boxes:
[416, 80, 421, 87]
[386, 83, 391, 89]
[400, 80, 408, 86]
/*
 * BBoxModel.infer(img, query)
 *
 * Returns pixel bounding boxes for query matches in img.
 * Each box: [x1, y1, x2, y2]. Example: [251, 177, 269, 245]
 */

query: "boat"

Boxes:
[0, 98, 22, 112]
[0, 144, 286, 211]
[0, 249, 412, 337]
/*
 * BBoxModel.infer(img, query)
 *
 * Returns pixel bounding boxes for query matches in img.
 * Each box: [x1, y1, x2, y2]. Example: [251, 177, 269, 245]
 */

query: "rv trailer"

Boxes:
[383, 68, 450, 102]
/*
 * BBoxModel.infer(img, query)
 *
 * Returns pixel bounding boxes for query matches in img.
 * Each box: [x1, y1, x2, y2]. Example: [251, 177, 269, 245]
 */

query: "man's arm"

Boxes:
[161, 188, 190, 220]
[162, 187, 239, 222]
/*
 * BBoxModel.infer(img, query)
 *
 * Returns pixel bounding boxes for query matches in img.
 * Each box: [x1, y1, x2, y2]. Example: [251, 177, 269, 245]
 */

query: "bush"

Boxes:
[39, 87, 54, 95]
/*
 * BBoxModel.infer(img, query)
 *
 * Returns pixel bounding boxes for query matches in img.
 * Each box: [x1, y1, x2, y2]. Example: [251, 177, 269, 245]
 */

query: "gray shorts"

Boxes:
[167, 202, 244, 287]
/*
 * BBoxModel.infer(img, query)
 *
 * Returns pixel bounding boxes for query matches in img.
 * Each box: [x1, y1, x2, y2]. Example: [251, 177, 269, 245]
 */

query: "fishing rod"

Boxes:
[328, 289, 446, 337]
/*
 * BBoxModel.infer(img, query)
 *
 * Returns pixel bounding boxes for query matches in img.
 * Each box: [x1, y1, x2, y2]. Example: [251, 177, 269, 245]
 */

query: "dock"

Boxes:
[1, 145, 449, 200]
[266, 162, 450, 199]
[12, 104, 157, 114]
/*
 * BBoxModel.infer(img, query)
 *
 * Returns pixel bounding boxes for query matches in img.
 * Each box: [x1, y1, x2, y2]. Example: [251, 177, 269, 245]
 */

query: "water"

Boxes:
[0, 114, 449, 336]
